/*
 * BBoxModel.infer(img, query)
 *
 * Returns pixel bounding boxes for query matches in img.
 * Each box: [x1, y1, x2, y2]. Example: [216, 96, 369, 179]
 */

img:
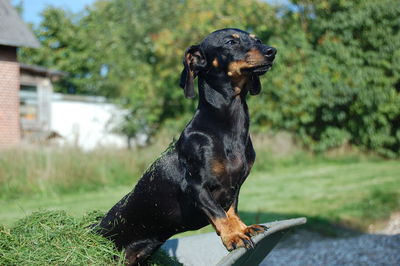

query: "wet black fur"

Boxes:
[95, 28, 276, 265]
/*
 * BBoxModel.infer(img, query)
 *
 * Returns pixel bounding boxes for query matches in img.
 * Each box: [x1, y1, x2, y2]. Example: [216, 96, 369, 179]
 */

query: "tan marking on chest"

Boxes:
[211, 160, 226, 176]
[234, 86, 241, 95]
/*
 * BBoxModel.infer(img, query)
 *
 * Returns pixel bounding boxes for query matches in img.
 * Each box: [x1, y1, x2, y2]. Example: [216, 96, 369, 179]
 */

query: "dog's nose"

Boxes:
[265, 47, 277, 58]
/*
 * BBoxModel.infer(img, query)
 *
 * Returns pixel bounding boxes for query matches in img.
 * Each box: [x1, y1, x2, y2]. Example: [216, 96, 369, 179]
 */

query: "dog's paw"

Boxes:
[221, 232, 255, 251]
[243, 224, 268, 237]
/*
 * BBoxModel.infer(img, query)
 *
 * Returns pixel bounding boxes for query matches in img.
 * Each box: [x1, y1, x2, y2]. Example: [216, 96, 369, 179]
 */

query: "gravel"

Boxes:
[262, 230, 400, 266]
[162, 216, 400, 266]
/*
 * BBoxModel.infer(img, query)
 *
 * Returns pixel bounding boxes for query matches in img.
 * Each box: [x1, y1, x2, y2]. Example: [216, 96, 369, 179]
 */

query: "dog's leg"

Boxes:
[189, 184, 255, 251]
[227, 198, 267, 237]
[125, 239, 163, 266]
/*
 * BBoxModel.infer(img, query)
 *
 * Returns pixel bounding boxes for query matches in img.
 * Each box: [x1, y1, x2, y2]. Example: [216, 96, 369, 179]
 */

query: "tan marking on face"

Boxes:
[185, 53, 191, 64]
[227, 49, 265, 77]
[185, 53, 195, 75]
[211, 160, 225, 176]
[212, 58, 219, 68]
[226, 48, 265, 96]
[249, 34, 256, 39]
[227, 60, 250, 96]
[227, 60, 250, 77]
[232, 33, 240, 39]
[246, 48, 265, 66]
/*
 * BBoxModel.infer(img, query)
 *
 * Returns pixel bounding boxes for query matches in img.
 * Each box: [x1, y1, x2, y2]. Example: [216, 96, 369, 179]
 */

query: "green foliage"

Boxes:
[307, 0, 400, 157]
[19, 0, 400, 156]
[252, 0, 400, 156]
[0, 210, 181, 265]
[19, 8, 92, 94]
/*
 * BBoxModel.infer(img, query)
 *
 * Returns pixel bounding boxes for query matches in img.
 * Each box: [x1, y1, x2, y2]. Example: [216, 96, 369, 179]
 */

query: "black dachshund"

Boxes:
[96, 28, 276, 265]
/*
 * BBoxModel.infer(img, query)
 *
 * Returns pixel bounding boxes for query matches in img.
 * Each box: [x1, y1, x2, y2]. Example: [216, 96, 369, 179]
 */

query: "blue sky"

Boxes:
[15, 0, 288, 25]
[14, 0, 96, 25]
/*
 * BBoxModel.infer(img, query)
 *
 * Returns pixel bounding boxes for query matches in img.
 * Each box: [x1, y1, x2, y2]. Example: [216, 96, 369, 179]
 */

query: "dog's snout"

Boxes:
[264, 47, 277, 59]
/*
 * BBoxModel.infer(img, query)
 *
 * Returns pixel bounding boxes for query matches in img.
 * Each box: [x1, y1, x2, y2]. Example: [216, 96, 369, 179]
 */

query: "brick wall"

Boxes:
[0, 45, 20, 147]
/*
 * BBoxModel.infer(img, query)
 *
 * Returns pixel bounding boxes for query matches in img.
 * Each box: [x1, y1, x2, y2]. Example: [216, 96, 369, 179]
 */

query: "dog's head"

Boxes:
[180, 28, 276, 98]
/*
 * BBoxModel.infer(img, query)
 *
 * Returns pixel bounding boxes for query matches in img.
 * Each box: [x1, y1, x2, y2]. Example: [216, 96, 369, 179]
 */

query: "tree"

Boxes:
[19, 0, 400, 156]
[288, 0, 400, 156]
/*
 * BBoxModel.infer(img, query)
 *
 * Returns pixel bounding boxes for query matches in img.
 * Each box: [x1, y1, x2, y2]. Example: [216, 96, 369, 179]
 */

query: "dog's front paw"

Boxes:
[221, 232, 255, 251]
[243, 224, 268, 237]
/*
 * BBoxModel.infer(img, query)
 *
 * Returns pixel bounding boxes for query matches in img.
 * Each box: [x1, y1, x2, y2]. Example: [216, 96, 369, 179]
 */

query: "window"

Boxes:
[20, 85, 39, 122]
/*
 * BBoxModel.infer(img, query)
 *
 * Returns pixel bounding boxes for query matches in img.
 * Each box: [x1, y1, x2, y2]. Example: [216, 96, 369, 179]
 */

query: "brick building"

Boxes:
[0, 0, 40, 147]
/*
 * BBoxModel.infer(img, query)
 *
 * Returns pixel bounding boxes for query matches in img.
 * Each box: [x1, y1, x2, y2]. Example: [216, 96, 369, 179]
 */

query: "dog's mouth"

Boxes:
[244, 63, 273, 75]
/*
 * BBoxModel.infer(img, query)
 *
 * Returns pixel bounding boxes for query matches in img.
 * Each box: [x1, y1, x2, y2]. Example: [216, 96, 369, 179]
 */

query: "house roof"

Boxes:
[20, 64, 67, 78]
[0, 0, 40, 48]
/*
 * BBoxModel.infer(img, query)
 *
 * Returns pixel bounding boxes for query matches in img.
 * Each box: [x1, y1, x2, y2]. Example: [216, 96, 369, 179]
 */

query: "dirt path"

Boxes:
[372, 212, 400, 235]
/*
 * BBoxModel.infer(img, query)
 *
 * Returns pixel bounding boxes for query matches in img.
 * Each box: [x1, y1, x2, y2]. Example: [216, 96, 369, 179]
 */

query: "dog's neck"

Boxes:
[196, 75, 250, 140]
[197, 73, 249, 107]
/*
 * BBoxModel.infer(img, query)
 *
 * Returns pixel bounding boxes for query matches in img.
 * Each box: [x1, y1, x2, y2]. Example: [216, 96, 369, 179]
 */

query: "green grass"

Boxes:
[0, 139, 175, 200]
[1, 152, 399, 235]
[0, 210, 181, 265]
[1, 143, 399, 264]
[238, 159, 400, 233]
[0, 186, 132, 226]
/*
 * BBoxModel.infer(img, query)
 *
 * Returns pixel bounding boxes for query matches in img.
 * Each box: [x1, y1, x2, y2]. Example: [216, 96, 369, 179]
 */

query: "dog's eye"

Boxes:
[225, 40, 236, 45]
[256, 39, 262, 44]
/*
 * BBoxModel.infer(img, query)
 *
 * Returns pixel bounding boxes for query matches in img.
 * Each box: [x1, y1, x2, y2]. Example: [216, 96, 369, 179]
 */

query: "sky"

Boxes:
[14, 0, 97, 25]
[15, 0, 288, 25]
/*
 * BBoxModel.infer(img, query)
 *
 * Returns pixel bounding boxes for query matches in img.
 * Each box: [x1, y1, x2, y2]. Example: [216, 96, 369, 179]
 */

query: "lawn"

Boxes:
[1, 147, 399, 264]
[1, 153, 399, 235]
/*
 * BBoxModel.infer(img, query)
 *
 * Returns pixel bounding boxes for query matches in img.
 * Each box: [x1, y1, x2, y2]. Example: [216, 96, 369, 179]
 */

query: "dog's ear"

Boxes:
[179, 45, 207, 98]
[246, 75, 262, 95]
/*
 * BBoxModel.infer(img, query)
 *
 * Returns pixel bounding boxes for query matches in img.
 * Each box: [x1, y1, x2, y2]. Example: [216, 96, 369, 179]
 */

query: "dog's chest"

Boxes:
[211, 149, 248, 180]
[225, 151, 246, 175]
[208, 150, 249, 208]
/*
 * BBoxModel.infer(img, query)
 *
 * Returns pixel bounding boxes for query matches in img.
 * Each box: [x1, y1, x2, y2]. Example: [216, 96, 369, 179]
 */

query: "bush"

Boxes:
[252, 0, 400, 157]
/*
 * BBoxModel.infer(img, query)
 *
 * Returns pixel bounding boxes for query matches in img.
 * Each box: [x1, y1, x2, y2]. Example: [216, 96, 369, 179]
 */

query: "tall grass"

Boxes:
[0, 133, 384, 201]
[0, 134, 399, 234]
[0, 142, 167, 200]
